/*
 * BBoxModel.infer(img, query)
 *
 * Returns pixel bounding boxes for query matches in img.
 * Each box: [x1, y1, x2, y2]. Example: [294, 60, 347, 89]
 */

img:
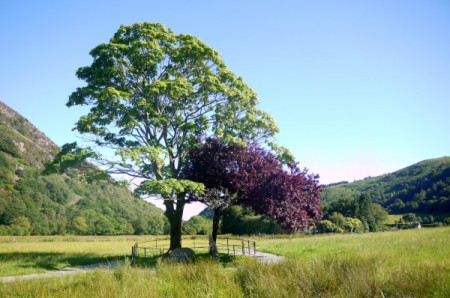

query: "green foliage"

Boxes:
[317, 220, 343, 233]
[137, 179, 204, 198]
[64, 23, 282, 249]
[402, 213, 419, 223]
[0, 133, 20, 158]
[322, 193, 388, 232]
[221, 206, 285, 235]
[182, 216, 212, 235]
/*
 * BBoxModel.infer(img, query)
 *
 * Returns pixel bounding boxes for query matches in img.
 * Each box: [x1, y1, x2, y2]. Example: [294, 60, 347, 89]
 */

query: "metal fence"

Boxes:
[131, 235, 256, 258]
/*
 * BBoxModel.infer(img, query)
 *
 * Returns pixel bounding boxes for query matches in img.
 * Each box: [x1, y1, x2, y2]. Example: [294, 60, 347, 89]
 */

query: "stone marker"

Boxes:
[167, 247, 195, 263]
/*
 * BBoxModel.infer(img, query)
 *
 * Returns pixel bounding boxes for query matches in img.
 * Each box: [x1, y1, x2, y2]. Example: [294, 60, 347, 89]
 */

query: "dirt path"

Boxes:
[0, 262, 119, 283]
[233, 250, 285, 264]
[252, 251, 285, 264]
[0, 251, 284, 283]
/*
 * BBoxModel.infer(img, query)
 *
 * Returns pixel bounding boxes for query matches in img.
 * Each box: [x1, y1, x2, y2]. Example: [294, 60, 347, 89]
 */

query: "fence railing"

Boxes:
[131, 235, 256, 258]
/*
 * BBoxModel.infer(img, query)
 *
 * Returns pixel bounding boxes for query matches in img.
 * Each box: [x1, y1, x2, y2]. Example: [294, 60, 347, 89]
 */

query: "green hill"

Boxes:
[321, 157, 450, 215]
[0, 101, 166, 235]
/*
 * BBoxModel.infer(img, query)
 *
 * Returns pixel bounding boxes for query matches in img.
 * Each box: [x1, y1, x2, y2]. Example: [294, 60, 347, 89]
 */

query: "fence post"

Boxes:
[226, 238, 229, 255]
[253, 241, 256, 255]
[134, 242, 138, 258]
[242, 240, 245, 255]
[233, 245, 236, 256]
[248, 240, 251, 255]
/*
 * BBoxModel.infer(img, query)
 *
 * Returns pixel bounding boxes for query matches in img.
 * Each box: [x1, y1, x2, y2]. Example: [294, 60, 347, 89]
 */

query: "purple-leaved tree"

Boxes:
[186, 138, 322, 241]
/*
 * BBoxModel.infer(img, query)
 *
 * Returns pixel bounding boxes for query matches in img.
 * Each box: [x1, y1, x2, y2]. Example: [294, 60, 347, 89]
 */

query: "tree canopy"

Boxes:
[186, 138, 322, 236]
[63, 23, 281, 249]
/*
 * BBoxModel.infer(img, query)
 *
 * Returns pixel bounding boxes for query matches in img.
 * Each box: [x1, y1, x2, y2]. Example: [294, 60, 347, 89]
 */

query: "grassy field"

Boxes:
[1, 228, 449, 297]
[0, 235, 156, 277]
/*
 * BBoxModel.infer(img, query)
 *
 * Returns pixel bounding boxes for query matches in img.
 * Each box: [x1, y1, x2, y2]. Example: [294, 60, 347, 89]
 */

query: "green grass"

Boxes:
[0, 235, 153, 277]
[1, 229, 450, 297]
[257, 227, 450, 263]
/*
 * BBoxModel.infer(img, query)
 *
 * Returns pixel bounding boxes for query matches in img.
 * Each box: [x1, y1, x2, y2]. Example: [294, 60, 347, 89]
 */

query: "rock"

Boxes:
[167, 248, 195, 263]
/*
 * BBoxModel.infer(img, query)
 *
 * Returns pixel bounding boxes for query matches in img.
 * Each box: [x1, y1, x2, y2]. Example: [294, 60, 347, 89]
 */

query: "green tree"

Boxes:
[328, 212, 348, 229]
[10, 216, 31, 235]
[317, 220, 342, 233]
[402, 213, 418, 223]
[147, 216, 166, 235]
[95, 215, 115, 235]
[71, 216, 88, 235]
[371, 203, 388, 229]
[344, 217, 363, 233]
[61, 23, 279, 249]
[356, 193, 376, 231]
[356, 193, 388, 231]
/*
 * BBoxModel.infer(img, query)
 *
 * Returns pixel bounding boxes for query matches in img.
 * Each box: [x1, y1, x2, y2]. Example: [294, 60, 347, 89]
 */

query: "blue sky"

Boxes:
[1, 1, 449, 200]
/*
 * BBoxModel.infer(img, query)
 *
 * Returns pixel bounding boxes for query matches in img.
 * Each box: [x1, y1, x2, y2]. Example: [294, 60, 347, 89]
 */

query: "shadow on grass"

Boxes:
[131, 252, 240, 269]
[0, 252, 125, 271]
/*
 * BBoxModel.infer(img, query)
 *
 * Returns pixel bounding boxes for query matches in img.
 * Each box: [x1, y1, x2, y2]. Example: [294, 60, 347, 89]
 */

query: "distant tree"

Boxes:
[317, 220, 342, 233]
[71, 216, 88, 235]
[356, 193, 388, 231]
[388, 199, 406, 213]
[220, 205, 284, 235]
[325, 197, 358, 217]
[10, 216, 31, 236]
[402, 213, 418, 223]
[220, 206, 244, 235]
[146, 216, 166, 235]
[371, 203, 388, 228]
[344, 217, 364, 233]
[49, 23, 280, 250]
[328, 212, 348, 229]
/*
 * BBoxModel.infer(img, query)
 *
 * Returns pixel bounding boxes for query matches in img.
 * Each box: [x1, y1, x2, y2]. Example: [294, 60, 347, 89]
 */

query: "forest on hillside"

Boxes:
[321, 157, 450, 215]
[0, 101, 165, 236]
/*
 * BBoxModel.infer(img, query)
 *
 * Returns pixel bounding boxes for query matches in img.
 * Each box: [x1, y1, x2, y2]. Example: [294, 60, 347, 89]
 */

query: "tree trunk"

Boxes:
[164, 194, 185, 251]
[212, 209, 222, 243]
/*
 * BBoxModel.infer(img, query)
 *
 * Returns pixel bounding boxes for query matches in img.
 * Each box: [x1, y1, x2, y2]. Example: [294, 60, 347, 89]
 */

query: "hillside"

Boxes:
[0, 101, 166, 235]
[321, 157, 450, 215]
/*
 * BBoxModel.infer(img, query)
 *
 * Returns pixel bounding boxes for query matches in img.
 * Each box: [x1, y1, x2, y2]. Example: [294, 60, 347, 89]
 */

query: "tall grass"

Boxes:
[1, 228, 449, 297]
[1, 255, 448, 297]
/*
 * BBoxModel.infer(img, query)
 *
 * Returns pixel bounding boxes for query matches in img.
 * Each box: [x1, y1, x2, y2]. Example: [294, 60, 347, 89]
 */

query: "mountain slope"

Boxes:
[0, 101, 166, 235]
[321, 157, 450, 214]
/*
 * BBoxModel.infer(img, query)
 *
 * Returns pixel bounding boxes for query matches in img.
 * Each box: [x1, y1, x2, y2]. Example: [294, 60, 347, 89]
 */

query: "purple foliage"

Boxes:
[186, 138, 322, 232]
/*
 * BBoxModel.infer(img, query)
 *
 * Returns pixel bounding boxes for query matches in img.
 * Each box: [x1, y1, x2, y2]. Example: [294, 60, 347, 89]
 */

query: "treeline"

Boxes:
[184, 206, 285, 236]
[319, 193, 388, 233]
